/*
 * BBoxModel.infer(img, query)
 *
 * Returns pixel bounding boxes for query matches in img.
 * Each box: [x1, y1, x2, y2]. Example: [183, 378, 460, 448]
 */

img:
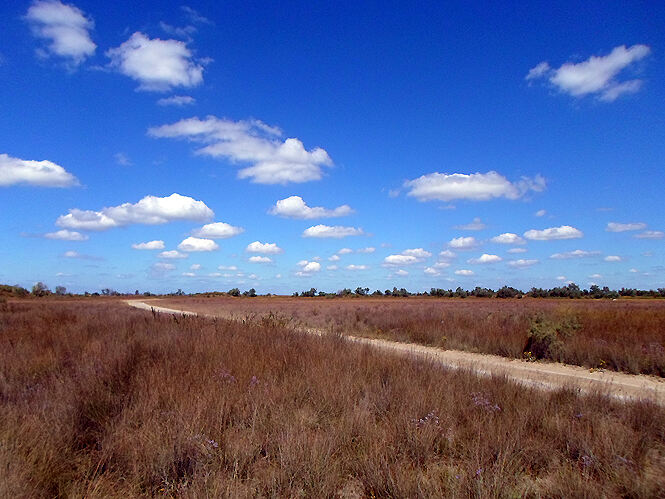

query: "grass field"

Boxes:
[156, 296, 665, 376]
[1, 300, 665, 497]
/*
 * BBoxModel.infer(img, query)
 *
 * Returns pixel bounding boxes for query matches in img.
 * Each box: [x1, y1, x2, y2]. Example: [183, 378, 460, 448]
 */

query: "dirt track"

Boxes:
[125, 300, 665, 406]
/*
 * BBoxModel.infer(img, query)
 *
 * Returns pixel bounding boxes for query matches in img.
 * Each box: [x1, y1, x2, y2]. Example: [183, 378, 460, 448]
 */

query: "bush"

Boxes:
[524, 313, 580, 360]
[228, 288, 240, 297]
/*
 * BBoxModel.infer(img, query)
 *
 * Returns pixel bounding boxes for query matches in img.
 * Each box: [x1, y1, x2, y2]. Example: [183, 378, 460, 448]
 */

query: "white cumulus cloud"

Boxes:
[448, 236, 478, 250]
[132, 240, 165, 250]
[384, 255, 418, 266]
[604, 255, 622, 262]
[526, 44, 651, 101]
[0, 153, 79, 187]
[296, 260, 321, 276]
[524, 225, 583, 241]
[149, 116, 333, 184]
[454, 269, 474, 276]
[404, 171, 545, 202]
[490, 232, 526, 245]
[328, 254, 340, 261]
[424, 267, 440, 276]
[246, 241, 283, 254]
[394, 269, 409, 276]
[107, 32, 204, 91]
[26, 0, 96, 66]
[44, 229, 88, 241]
[302, 225, 364, 238]
[178, 237, 218, 252]
[56, 193, 213, 231]
[467, 254, 502, 264]
[507, 247, 527, 254]
[269, 195, 353, 219]
[192, 222, 244, 239]
[337, 248, 353, 255]
[383, 248, 431, 266]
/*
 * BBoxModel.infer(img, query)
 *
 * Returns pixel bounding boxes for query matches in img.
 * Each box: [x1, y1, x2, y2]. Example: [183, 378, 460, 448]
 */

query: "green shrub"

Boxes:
[524, 313, 579, 360]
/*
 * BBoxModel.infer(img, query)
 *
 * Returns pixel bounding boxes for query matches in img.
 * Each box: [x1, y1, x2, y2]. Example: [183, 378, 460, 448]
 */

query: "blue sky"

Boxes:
[1, 0, 663, 294]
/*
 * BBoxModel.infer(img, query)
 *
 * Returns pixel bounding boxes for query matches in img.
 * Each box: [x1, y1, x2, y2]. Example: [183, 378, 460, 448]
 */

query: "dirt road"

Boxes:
[125, 300, 664, 406]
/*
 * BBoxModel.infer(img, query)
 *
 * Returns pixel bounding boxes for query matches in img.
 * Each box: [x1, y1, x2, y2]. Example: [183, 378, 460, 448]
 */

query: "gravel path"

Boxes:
[125, 300, 665, 406]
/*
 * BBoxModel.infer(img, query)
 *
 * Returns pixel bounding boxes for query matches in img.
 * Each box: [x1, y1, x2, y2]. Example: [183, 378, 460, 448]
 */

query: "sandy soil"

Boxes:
[125, 299, 665, 406]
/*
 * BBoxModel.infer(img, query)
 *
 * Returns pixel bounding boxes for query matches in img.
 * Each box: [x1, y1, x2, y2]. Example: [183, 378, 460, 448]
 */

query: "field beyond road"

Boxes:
[154, 296, 665, 377]
[2, 300, 665, 496]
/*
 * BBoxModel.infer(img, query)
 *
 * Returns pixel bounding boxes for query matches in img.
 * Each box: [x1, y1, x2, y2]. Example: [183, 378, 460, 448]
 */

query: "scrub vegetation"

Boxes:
[1, 300, 664, 497]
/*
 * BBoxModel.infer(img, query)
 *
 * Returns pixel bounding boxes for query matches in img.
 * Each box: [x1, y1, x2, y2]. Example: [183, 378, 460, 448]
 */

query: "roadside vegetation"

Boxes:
[2, 301, 663, 497]
[157, 296, 665, 377]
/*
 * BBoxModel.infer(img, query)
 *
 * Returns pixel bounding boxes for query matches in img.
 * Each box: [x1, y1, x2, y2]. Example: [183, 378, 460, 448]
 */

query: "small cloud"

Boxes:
[192, 222, 244, 239]
[25, 0, 96, 67]
[448, 236, 478, 250]
[296, 260, 321, 276]
[269, 195, 353, 219]
[178, 236, 218, 252]
[157, 95, 196, 106]
[357, 247, 376, 254]
[508, 259, 539, 268]
[159, 250, 188, 259]
[63, 250, 79, 258]
[327, 265, 338, 271]
[302, 225, 364, 238]
[346, 264, 368, 271]
[604, 255, 622, 262]
[246, 241, 283, 254]
[454, 269, 474, 276]
[524, 225, 583, 241]
[337, 248, 353, 255]
[218, 265, 237, 271]
[383, 248, 431, 266]
[507, 247, 527, 254]
[114, 152, 132, 166]
[328, 254, 340, 261]
[589, 273, 603, 279]
[556, 275, 567, 281]
[606, 222, 647, 232]
[467, 254, 502, 264]
[535, 209, 547, 217]
[454, 217, 486, 231]
[44, 229, 88, 241]
[404, 171, 545, 202]
[394, 269, 409, 276]
[182, 272, 196, 277]
[550, 249, 600, 259]
[634, 231, 664, 240]
[424, 267, 440, 276]
[490, 232, 526, 245]
[0, 153, 79, 187]
[132, 240, 165, 250]
[248, 256, 272, 263]
[526, 44, 651, 102]
[106, 32, 205, 91]
[190, 264, 201, 270]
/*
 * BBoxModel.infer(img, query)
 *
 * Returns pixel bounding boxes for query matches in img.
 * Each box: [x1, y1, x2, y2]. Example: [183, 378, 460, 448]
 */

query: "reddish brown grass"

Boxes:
[1, 301, 664, 497]
[156, 296, 665, 376]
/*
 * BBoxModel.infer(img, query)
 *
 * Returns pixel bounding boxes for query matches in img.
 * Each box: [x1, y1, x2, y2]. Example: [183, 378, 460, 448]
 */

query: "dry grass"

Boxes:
[1, 300, 665, 497]
[157, 296, 665, 376]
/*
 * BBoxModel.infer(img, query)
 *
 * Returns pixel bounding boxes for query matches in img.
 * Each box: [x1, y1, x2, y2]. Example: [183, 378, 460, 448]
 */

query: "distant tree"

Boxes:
[496, 286, 522, 298]
[135, 290, 139, 295]
[31, 282, 50, 297]
[228, 288, 240, 297]
[372, 289, 383, 296]
[301, 288, 317, 297]
[55, 286, 67, 296]
[174, 288, 185, 296]
[242, 288, 257, 297]
[355, 287, 369, 296]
